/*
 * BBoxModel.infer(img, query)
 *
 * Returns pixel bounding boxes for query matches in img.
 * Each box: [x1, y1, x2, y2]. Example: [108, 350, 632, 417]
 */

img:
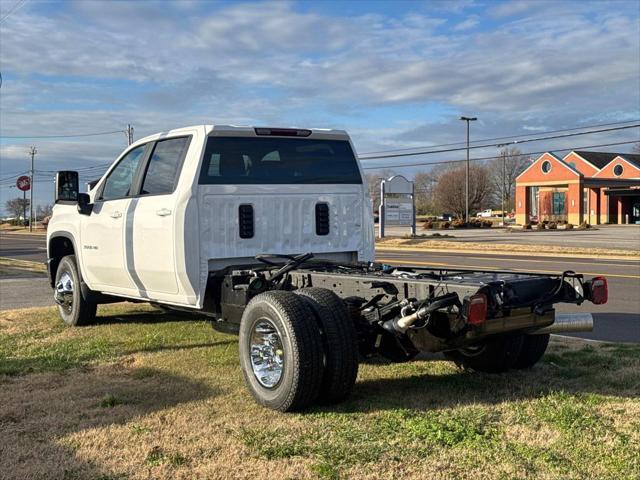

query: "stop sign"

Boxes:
[16, 175, 31, 192]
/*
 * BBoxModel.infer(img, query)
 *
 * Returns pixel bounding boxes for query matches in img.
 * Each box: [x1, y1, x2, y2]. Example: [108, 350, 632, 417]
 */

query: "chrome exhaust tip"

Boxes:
[529, 313, 594, 335]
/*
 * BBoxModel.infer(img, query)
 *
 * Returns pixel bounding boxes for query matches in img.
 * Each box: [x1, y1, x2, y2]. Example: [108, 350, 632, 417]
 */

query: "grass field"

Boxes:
[1, 304, 638, 479]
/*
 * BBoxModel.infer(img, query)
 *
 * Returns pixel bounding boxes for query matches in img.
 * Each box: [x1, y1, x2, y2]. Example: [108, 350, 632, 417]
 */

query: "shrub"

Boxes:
[422, 221, 434, 230]
[535, 223, 546, 230]
[452, 219, 466, 229]
[578, 221, 591, 230]
[482, 220, 493, 228]
[523, 223, 532, 230]
[442, 221, 451, 229]
[565, 223, 574, 230]
[548, 222, 557, 230]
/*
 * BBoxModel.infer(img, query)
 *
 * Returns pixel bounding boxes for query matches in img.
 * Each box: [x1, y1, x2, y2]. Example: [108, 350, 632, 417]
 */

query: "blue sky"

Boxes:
[1, 0, 639, 214]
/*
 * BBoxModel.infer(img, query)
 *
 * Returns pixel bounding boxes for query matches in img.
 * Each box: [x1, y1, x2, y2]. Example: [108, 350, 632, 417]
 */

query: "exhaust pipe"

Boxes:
[529, 313, 593, 335]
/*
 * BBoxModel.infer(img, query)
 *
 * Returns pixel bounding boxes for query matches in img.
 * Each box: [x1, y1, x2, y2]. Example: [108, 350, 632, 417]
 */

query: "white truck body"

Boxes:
[48, 125, 375, 309]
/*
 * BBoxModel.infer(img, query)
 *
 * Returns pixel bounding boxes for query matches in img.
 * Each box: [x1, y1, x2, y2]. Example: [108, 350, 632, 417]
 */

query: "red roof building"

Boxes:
[515, 150, 640, 225]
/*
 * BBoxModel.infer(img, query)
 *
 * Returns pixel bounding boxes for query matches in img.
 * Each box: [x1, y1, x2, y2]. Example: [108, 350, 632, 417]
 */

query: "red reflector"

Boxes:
[254, 127, 312, 137]
[590, 276, 608, 305]
[467, 294, 487, 326]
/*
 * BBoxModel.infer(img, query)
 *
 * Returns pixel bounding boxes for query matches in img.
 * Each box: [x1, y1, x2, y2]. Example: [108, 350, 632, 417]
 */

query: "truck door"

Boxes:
[80, 144, 147, 291]
[125, 136, 192, 295]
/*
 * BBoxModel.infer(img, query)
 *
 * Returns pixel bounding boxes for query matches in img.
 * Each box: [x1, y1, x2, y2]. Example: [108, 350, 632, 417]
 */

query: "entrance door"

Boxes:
[80, 144, 147, 291]
[126, 135, 192, 295]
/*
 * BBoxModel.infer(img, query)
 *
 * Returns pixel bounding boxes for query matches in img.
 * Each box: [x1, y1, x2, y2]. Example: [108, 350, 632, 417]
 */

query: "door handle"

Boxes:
[110, 211, 122, 219]
[156, 208, 172, 217]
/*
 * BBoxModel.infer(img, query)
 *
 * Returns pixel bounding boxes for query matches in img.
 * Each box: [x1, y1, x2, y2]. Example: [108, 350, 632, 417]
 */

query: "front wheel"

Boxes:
[54, 255, 97, 326]
[239, 291, 324, 412]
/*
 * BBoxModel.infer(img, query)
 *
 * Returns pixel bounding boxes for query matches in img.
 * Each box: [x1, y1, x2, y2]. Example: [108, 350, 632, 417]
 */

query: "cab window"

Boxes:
[100, 145, 146, 200]
[140, 136, 191, 195]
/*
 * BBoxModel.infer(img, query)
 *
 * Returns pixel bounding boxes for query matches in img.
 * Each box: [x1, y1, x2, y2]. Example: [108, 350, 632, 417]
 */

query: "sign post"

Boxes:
[16, 176, 31, 226]
[378, 175, 415, 238]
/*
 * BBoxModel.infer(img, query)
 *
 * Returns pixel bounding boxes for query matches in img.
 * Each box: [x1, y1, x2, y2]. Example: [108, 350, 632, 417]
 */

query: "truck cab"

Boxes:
[48, 125, 374, 309]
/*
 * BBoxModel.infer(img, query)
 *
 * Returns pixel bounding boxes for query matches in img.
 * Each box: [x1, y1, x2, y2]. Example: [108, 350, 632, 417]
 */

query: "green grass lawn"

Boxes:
[1, 303, 638, 479]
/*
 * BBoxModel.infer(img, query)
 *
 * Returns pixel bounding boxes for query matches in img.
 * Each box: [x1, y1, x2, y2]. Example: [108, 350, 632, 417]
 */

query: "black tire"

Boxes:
[54, 255, 97, 326]
[239, 291, 324, 412]
[514, 334, 550, 369]
[295, 287, 359, 404]
[444, 334, 524, 373]
[378, 334, 420, 363]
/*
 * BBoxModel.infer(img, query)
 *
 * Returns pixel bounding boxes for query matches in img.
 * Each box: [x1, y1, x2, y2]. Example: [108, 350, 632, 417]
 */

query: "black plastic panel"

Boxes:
[239, 204, 254, 239]
[315, 203, 330, 236]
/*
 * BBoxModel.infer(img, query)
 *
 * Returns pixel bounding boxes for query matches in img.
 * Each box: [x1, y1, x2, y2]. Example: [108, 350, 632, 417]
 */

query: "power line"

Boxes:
[361, 139, 639, 170]
[358, 124, 640, 161]
[0, 170, 29, 182]
[0, 129, 126, 139]
[0, 0, 27, 24]
[359, 119, 640, 155]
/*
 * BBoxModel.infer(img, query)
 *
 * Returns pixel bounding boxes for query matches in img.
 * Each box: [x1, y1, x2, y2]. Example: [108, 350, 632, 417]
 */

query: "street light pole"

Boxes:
[459, 116, 477, 223]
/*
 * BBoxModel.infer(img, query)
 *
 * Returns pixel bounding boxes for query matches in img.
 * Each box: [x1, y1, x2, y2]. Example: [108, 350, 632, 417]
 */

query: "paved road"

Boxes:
[0, 232, 47, 262]
[377, 249, 640, 343]
[1, 232, 638, 342]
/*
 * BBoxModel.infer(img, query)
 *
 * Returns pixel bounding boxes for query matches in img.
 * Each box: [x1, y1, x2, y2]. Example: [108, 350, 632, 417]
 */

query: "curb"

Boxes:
[375, 246, 640, 261]
[550, 334, 610, 346]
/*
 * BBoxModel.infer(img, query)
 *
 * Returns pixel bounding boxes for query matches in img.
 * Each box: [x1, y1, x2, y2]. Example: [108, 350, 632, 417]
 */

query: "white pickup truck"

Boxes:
[47, 125, 606, 411]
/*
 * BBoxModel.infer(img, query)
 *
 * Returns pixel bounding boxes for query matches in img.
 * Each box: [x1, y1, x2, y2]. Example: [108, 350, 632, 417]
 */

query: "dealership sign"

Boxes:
[16, 175, 31, 192]
[378, 175, 415, 238]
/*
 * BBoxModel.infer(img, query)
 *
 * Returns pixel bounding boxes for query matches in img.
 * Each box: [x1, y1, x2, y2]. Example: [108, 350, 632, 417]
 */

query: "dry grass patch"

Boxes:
[1, 304, 639, 479]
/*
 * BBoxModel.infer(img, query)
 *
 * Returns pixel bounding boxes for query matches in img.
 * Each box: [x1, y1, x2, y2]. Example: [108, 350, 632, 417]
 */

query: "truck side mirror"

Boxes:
[55, 171, 79, 203]
[77, 193, 92, 215]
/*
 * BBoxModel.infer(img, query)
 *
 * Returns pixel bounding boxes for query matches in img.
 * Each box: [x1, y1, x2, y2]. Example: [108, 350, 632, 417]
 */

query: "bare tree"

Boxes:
[413, 170, 437, 215]
[5, 197, 30, 220]
[36, 203, 53, 220]
[490, 147, 530, 212]
[632, 143, 640, 154]
[365, 169, 396, 210]
[434, 165, 491, 218]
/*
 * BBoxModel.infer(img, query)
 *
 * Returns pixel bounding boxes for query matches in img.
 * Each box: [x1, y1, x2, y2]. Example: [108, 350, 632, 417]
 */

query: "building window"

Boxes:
[542, 160, 552, 174]
[613, 164, 624, 177]
[552, 192, 565, 215]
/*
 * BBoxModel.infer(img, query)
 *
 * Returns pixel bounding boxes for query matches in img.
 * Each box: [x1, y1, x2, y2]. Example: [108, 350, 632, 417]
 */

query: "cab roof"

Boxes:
[136, 125, 350, 145]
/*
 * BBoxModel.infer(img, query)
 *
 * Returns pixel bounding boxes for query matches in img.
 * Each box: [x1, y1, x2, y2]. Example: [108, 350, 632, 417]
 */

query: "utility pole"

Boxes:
[29, 146, 37, 232]
[501, 151, 506, 226]
[126, 124, 134, 145]
[459, 116, 477, 223]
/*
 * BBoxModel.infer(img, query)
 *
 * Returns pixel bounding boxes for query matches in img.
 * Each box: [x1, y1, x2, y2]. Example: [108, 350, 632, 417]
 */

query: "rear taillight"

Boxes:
[590, 276, 608, 305]
[467, 293, 487, 326]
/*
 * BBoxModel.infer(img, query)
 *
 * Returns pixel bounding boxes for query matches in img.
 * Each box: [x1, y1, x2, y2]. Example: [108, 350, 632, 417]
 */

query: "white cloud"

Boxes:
[453, 15, 480, 31]
[0, 0, 638, 206]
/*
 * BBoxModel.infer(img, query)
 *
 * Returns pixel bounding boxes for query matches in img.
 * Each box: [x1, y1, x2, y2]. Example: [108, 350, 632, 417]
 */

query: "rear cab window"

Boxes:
[199, 136, 362, 184]
[140, 136, 191, 195]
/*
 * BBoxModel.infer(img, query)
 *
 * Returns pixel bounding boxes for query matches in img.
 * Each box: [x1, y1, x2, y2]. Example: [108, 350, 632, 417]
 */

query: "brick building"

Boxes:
[515, 150, 640, 225]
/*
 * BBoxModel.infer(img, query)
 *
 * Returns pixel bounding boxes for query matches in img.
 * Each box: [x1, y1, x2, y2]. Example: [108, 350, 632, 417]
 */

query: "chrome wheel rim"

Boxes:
[55, 271, 74, 313]
[460, 344, 486, 357]
[249, 319, 284, 388]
